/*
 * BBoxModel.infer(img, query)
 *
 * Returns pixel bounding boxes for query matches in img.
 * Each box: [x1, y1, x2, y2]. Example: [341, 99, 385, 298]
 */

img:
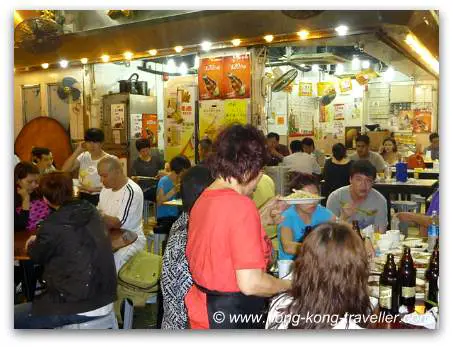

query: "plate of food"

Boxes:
[278, 189, 324, 205]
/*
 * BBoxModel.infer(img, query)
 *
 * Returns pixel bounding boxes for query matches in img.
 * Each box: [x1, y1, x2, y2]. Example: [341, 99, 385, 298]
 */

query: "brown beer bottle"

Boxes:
[379, 254, 399, 315]
[399, 246, 416, 312]
[424, 249, 439, 311]
[352, 220, 363, 240]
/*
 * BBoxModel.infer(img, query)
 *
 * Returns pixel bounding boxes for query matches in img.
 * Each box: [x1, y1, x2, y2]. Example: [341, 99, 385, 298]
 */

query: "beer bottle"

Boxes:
[399, 246, 416, 312]
[424, 249, 439, 311]
[352, 220, 363, 240]
[379, 254, 399, 315]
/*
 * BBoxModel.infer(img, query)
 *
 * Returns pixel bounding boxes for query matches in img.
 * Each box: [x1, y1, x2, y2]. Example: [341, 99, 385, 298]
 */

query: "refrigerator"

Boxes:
[101, 93, 157, 175]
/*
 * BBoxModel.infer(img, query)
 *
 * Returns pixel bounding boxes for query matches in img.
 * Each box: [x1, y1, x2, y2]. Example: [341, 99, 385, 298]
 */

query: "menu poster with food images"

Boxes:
[141, 114, 158, 146]
[223, 99, 248, 126]
[130, 114, 143, 139]
[299, 82, 313, 97]
[334, 104, 345, 120]
[398, 109, 414, 131]
[223, 55, 250, 99]
[289, 96, 316, 136]
[198, 57, 224, 100]
[339, 78, 353, 93]
[111, 104, 125, 129]
[412, 109, 432, 133]
[199, 100, 225, 141]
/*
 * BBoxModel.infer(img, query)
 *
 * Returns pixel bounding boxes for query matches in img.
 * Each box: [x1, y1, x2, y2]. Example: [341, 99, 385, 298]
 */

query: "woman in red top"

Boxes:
[185, 124, 291, 329]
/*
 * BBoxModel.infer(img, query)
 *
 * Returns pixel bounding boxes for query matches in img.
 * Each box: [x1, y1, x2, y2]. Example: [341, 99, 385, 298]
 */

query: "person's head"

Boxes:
[84, 128, 105, 153]
[199, 138, 213, 160]
[210, 124, 268, 196]
[349, 160, 376, 199]
[289, 173, 320, 215]
[267, 132, 280, 150]
[290, 140, 303, 154]
[355, 134, 370, 157]
[97, 157, 126, 189]
[381, 137, 397, 154]
[301, 138, 315, 154]
[15, 161, 40, 194]
[429, 132, 439, 149]
[31, 147, 53, 172]
[285, 222, 370, 329]
[331, 143, 347, 161]
[180, 165, 215, 212]
[170, 155, 191, 177]
[39, 172, 73, 208]
[135, 138, 151, 159]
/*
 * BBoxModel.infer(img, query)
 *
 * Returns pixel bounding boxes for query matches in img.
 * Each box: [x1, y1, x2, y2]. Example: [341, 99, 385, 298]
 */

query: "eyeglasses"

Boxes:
[352, 176, 374, 186]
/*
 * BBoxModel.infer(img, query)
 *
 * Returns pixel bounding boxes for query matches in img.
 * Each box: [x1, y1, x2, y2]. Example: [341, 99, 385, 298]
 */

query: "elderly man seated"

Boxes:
[97, 157, 146, 273]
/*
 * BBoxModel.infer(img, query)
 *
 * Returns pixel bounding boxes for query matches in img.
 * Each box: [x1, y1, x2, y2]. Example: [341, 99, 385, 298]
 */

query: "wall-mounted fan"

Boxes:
[57, 77, 81, 103]
[14, 14, 62, 53]
[261, 68, 299, 98]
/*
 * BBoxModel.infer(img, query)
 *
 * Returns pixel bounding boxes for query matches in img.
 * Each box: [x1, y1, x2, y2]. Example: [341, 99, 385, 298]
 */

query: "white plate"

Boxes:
[278, 197, 324, 205]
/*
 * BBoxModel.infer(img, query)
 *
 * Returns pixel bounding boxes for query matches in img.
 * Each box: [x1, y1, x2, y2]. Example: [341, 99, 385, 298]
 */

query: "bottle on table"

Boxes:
[379, 254, 400, 315]
[424, 248, 439, 311]
[399, 246, 416, 313]
[427, 210, 439, 252]
[352, 220, 363, 240]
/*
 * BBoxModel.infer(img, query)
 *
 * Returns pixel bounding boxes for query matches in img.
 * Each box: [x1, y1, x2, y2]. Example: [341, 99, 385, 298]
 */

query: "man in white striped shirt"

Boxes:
[97, 157, 145, 273]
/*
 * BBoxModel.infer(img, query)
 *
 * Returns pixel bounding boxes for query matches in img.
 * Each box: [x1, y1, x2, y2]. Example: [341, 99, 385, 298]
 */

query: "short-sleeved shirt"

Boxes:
[156, 175, 179, 219]
[277, 205, 334, 260]
[131, 151, 165, 179]
[349, 151, 386, 173]
[426, 189, 439, 216]
[185, 189, 272, 329]
[77, 152, 116, 194]
[97, 178, 144, 237]
[326, 185, 388, 231]
[281, 152, 321, 175]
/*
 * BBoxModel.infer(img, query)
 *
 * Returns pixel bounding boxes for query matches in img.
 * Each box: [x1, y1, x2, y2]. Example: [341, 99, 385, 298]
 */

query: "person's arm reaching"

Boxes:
[62, 142, 84, 173]
[236, 269, 291, 297]
[280, 227, 301, 255]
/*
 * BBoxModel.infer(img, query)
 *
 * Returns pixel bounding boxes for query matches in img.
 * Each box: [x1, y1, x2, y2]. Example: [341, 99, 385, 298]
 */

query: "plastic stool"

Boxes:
[60, 310, 118, 329]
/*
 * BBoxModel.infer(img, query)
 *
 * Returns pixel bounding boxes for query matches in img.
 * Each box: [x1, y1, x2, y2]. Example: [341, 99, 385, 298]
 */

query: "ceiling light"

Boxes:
[41, 63, 49, 69]
[167, 59, 176, 73]
[174, 46, 183, 53]
[362, 60, 370, 69]
[404, 33, 439, 74]
[123, 51, 134, 60]
[264, 35, 274, 43]
[312, 64, 319, 72]
[80, 58, 88, 65]
[101, 55, 110, 63]
[335, 64, 344, 75]
[384, 66, 395, 82]
[179, 62, 188, 75]
[194, 55, 200, 69]
[148, 49, 157, 56]
[201, 41, 212, 51]
[231, 39, 241, 47]
[297, 30, 310, 40]
[352, 57, 360, 70]
[335, 25, 349, 36]
[59, 60, 68, 68]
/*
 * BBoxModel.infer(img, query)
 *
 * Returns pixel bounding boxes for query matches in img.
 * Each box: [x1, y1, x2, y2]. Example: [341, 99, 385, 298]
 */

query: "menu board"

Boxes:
[198, 55, 251, 100]
[198, 57, 223, 100]
[223, 55, 251, 99]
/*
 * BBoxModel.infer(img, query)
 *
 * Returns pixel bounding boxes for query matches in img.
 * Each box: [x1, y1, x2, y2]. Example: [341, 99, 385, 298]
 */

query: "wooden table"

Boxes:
[373, 179, 439, 223]
[14, 228, 137, 302]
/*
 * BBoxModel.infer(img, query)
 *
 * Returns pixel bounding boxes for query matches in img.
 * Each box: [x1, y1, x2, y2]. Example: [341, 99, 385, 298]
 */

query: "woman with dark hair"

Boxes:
[15, 172, 117, 329]
[156, 155, 191, 233]
[14, 162, 50, 231]
[379, 137, 401, 166]
[62, 128, 116, 206]
[267, 222, 373, 329]
[161, 165, 215, 329]
[322, 143, 354, 199]
[185, 124, 290, 329]
[277, 173, 335, 266]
